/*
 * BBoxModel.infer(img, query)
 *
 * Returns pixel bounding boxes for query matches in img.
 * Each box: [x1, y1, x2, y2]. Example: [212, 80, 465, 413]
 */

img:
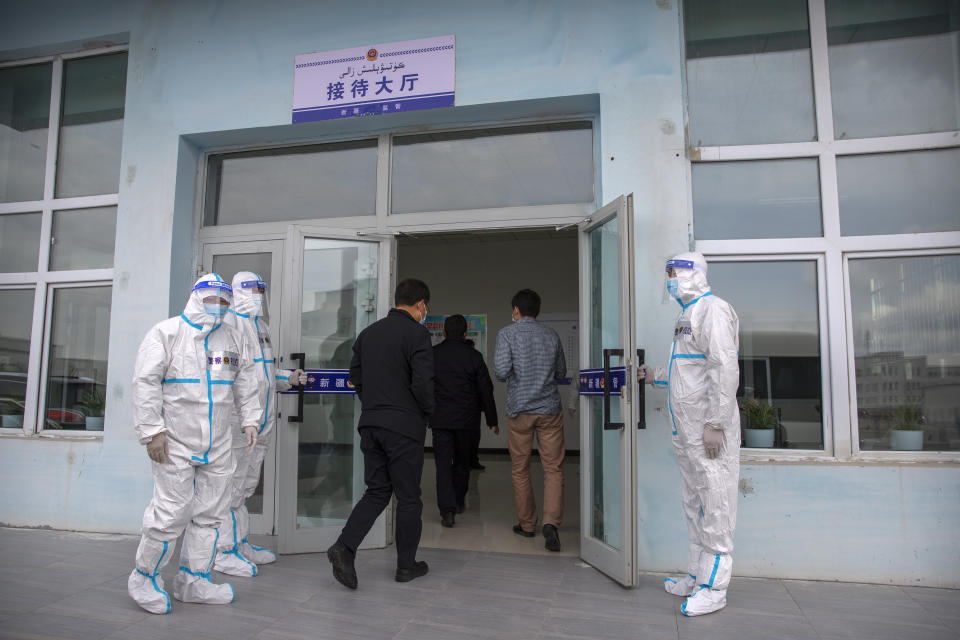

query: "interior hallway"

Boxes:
[419, 453, 580, 557]
[1, 527, 957, 640]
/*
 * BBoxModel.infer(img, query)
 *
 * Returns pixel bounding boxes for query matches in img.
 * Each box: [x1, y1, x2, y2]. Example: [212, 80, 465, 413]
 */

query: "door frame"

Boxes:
[577, 194, 639, 587]
[200, 239, 285, 535]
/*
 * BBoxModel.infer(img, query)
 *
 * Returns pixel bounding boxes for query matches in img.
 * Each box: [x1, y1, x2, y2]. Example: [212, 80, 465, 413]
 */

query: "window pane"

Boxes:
[684, 0, 816, 145]
[390, 122, 594, 214]
[49, 206, 117, 270]
[709, 261, 824, 450]
[827, 0, 960, 139]
[43, 286, 111, 431]
[205, 139, 378, 226]
[850, 255, 960, 451]
[838, 149, 960, 236]
[693, 159, 822, 239]
[0, 63, 51, 203]
[0, 288, 35, 429]
[55, 53, 127, 198]
[0, 212, 41, 272]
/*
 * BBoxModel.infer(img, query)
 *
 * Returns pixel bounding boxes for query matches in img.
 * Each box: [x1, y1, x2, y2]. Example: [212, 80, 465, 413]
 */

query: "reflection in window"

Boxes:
[205, 140, 378, 226]
[211, 252, 273, 326]
[827, 0, 960, 139]
[49, 206, 117, 270]
[0, 63, 51, 203]
[837, 149, 960, 236]
[684, 0, 816, 145]
[391, 122, 594, 214]
[0, 212, 42, 272]
[43, 286, 111, 431]
[56, 53, 127, 198]
[693, 159, 822, 240]
[850, 255, 960, 451]
[709, 261, 824, 450]
[0, 289, 35, 429]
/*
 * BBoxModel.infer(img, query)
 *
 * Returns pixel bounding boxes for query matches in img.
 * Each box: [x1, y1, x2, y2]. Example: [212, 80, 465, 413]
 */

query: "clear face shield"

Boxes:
[239, 277, 268, 318]
[662, 258, 695, 304]
[193, 279, 233, 320]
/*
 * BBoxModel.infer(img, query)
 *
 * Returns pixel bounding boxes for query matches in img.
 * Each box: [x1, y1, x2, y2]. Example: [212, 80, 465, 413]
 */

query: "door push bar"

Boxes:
[287, 352, 305, 423]
[636, 348, 645, 430]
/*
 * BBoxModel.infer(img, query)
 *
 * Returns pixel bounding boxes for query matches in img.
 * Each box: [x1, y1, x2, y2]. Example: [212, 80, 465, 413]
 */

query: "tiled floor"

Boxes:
[420, 454, 581, 556]
[1, 526, 958, 640]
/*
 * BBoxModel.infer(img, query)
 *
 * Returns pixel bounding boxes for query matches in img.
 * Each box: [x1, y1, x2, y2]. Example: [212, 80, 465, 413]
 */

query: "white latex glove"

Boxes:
[243, 426, 258, 452]
[146, 432, 168, 464]
[639, 364, 656, 386]
[703, 425, 723, 459]
[291, 368, 308, 386]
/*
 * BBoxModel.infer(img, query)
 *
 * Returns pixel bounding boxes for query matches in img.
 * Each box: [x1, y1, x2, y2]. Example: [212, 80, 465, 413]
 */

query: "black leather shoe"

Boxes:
[395, 561, 429, 582]
[327, 541, 357, 589]
[441, 511, 455, 528]
[470, 462, 486, 470]
[543, 524, 561, 552]
[512, 523, 535, 538]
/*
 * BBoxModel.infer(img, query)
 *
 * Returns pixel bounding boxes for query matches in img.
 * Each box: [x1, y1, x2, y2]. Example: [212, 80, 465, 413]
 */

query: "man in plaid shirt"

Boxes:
[494, 289, 567, 552]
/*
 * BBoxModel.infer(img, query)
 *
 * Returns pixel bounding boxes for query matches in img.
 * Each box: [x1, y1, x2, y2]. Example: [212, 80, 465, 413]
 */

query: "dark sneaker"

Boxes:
[441, 511, 455, 528]
[327, 541, 357, 589]
[395, 561, 429, 583]
[543, 524, 561, 552]
[512, 523, 535, 538]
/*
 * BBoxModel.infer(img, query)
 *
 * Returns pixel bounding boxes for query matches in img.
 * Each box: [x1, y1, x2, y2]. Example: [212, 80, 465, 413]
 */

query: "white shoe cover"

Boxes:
[173, 570, 235, 604]
[128, 569, 171, 614]
[664, 573, 697, 597]
[240, 540, 277, 565]
[214, 549, 258, 577]
[681, 586, 727, 617]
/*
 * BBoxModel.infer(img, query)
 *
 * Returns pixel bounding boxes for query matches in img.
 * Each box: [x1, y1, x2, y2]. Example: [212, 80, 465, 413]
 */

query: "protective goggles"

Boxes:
[193, 280, 233, 294]
[240, 279, 267, 294]
[665, 259, 695, 273]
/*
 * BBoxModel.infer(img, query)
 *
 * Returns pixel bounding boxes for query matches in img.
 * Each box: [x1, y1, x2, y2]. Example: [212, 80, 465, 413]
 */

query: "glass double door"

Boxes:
[203, 227, 392, 553]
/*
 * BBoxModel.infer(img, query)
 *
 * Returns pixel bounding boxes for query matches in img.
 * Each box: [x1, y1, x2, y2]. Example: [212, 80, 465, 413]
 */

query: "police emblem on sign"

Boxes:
[366, 48, 378, 61]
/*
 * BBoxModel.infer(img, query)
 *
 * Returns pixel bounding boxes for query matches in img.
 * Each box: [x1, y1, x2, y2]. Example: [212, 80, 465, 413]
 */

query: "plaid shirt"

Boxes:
[493, 318, 566, 417]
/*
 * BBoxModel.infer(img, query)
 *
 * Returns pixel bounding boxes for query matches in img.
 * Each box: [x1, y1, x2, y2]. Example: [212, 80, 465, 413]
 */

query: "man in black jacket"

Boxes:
[431, 315, 498, 527]
[327, 278, 434, 589]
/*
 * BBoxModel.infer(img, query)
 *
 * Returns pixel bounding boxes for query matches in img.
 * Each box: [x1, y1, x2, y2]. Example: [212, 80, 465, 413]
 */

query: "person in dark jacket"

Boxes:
[431, 315, 499, 527]
[327, 278, 434, 590]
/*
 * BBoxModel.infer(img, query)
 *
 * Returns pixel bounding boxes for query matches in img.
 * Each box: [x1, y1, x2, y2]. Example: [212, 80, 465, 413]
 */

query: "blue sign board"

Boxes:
[578, 367, 625, 396]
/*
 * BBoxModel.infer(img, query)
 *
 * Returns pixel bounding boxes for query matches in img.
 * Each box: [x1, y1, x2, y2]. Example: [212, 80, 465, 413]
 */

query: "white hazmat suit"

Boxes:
[643, 252, 740, 617]
[214, 271, 301, 576]
[127, 274, 265, 614]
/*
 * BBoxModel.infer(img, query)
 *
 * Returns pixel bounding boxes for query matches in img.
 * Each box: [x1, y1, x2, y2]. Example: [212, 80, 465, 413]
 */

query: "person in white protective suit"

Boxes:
[640, 251, 741, 617]
[127, 274, 265, 614]
[213, 272, 307, 576]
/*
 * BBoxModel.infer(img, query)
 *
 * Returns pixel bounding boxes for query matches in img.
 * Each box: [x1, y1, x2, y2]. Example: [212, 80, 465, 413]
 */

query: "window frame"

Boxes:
[685, 0, 960, 463]
[0, 44, 125, 438]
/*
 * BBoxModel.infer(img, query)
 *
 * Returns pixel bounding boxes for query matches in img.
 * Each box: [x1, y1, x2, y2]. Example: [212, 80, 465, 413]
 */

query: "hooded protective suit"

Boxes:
[646, 252, 740, 617]
[213, 271, 296, 575]
[127, 274, 265, 614]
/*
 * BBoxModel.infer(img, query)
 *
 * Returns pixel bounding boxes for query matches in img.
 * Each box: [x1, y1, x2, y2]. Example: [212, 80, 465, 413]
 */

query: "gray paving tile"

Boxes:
[545, 611, 680, 639]
[420, 603, 545, 636]
[250, 608, 401, 640]
[35, 585, 151, 625]
[392, 621, 507, 640]
[677, 610, 821, 640]
[901, 585, 960, 633]
[0, 611, 130, 639]
[806, 612, 956, 640]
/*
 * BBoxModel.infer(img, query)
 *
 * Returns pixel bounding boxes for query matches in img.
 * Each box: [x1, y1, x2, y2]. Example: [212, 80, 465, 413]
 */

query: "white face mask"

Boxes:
[418, 302, 427, 325]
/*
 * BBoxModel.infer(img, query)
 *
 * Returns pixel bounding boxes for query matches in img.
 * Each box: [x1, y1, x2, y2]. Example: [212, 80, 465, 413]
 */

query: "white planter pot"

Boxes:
[890, 429, 923, 451]
[743, 428, 775, 448]
[2, 414, 23, 428]
[85, 417, 104, 431]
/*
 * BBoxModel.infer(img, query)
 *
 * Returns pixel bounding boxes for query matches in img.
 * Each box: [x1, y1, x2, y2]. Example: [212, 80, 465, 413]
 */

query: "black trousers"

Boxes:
[433, 428, 473, 514]
[338, 426, 424, 569]
[471, 428, 482, 467]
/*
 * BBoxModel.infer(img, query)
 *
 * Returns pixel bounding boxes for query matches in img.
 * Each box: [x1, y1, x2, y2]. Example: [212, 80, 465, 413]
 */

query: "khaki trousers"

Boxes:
[507, 413, 565, 532]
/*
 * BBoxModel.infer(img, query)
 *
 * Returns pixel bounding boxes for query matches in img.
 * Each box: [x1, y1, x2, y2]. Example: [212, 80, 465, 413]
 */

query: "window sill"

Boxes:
[0, 430, 105, 441]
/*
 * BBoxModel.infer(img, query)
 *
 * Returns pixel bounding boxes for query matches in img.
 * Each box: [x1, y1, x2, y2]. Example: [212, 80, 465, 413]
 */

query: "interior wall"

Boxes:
[398, 230, 579, 451]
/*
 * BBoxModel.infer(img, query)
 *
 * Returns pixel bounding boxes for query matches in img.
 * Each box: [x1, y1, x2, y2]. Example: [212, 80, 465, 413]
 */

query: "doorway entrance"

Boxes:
[199, 195, 639, 585]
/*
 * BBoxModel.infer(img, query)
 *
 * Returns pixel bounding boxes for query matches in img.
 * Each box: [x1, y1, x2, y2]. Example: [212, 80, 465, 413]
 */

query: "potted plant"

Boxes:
[889, 403, 923, 451]
[740, 398, 777, 448]
[79, 387, 106, 431]
[1, 399, 24, 429]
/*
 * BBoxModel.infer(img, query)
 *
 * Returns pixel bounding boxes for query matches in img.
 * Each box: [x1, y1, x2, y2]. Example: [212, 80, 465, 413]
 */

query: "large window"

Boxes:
[686, 0, 960, 458]
[0, 48, 125, 436]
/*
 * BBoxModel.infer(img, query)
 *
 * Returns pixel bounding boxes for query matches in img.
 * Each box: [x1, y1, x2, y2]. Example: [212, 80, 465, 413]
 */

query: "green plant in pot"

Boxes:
[740, 397, 777, 448]
[889, 403, 923, 451]
[79, 387, 106, 431]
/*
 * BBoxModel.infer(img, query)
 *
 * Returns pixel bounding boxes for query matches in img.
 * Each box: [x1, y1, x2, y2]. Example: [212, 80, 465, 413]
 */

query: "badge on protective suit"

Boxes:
[207, 351, 240, 370]
[674, 318, 693, 338]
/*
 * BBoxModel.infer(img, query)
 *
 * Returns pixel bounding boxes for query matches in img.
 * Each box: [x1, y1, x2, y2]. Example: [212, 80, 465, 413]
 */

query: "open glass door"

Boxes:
[578, 194, 639, 586]
[201, 240, 284, 535]
[277, 226, 393, 554]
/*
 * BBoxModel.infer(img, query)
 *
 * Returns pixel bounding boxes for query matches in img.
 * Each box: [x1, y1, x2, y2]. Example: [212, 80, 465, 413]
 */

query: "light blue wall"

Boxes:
[0, 0, 956, 587]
